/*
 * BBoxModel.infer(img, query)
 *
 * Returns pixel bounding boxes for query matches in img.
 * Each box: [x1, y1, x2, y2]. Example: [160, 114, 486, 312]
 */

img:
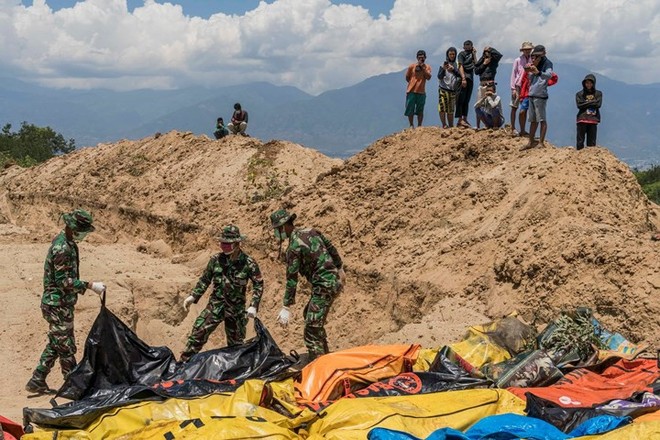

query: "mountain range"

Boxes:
[1, 63, 658, 167]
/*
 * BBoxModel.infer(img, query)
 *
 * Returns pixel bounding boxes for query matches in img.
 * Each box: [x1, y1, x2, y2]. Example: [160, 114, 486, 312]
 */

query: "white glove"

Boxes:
[90, 282, 106, 295]
[246, 306, 257, 319]
[183, 295, 195, 311]
[277, 306, 290, 325]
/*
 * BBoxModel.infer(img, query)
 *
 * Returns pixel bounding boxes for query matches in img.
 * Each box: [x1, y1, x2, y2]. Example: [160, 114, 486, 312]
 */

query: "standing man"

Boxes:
[180, 225, 263, 362]
[510, 41, 534, 136]
[405, 49, 432, 129]
[228, 103, 249, 136]
[521, 45, 554, 150]
[474, 46, 503, 85]
[575, 74, 603, 150]
[455, 40, 477, 128]
[26, 209, 106, 394]
[270, 209, 346, 361]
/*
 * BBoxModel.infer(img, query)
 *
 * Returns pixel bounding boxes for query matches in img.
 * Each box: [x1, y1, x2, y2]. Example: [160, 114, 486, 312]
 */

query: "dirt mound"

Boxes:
[1, 128, 659, 421]
[278, 127, 660, 347]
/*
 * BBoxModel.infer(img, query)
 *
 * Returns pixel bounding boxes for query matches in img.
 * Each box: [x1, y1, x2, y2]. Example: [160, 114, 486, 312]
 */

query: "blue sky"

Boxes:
[20, 0, 396, 18]
[6, 0, 660, 93]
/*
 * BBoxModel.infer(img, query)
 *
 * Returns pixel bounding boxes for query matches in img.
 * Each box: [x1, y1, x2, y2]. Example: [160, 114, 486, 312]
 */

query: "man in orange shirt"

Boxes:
[405, 50, 432, 129]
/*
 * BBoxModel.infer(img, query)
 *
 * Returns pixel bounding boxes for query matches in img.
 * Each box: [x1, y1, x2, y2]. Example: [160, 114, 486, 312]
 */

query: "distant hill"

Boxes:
[1, 65, 658, 166]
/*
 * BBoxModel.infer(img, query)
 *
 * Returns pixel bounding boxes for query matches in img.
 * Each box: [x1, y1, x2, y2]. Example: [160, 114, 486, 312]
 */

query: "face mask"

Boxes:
[220, 242, 235, 255]
[72, 231, 89, 242]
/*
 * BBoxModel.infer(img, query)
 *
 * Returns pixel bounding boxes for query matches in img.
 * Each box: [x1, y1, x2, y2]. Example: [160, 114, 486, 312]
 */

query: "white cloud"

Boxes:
[0, 0, 658, 93]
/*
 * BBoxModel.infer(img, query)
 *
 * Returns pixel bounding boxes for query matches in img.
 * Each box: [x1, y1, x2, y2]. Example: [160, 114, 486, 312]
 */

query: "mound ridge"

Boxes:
[1, 128, 659, 420]
[284, 127, 660, 346]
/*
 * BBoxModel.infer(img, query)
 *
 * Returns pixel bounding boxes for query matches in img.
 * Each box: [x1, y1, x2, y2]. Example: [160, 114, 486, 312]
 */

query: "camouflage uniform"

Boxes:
[181, 250, 264, 360]
[284, 227, 343, 358]
[30, 209, 95, 390]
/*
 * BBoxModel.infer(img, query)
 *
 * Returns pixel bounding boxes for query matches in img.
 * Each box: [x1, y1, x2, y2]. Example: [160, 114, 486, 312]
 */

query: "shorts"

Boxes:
[438, 89, 456, 113]
[528, 97, 548, 123]
[405, 92, 427, 116]
[519, 98, 529, 111]
[510, 88, 521, 108]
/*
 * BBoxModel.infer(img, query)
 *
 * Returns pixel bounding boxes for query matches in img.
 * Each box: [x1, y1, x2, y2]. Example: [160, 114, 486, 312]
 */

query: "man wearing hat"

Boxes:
[26, 208, 106, 394]
[270, 209, 345, 361]
[521, 44, 554, 150]
[405, 49, 433, 129]
[180, 224, 264, 362]
[509, 41, 534, 136]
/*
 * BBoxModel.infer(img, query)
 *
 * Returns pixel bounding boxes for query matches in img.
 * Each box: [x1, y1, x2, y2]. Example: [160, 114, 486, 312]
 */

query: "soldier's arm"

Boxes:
[283, 248, 300, 307]
[319, 233, 343, 269]
[52, 249, 87, 293]
[191, 256, 214, 302]
[248, 258, 264, 309]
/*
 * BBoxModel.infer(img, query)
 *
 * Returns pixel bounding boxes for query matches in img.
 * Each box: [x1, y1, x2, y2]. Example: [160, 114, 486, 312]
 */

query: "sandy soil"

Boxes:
[1, 128, 658, 422]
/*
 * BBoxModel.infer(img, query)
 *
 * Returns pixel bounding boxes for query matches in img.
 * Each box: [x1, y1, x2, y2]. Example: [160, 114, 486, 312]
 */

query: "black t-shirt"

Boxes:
[457, 51, 475, 81]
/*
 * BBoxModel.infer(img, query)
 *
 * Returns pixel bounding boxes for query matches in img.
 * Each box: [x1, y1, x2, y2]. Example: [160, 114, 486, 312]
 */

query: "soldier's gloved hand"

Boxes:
[277, 306, 290, 325]
[246, 306, 257, 319]
[90, 282, 106, 295]
[183, 295, 195, 311]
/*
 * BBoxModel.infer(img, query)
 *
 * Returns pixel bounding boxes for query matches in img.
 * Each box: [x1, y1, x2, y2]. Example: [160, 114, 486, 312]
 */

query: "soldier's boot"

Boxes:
[179, 349, 194, 363]
[25, 369, 50, 394]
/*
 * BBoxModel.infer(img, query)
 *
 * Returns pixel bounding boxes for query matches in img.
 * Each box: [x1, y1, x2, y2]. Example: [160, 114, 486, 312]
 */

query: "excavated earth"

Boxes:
[1, 128, 658, 420]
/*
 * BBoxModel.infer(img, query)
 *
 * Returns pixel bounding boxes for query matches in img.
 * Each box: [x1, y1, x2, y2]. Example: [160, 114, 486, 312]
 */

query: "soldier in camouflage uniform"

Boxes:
[25, 209, 107, 394]
[270, 209, 346, 360]
[180, 225, 264, 362]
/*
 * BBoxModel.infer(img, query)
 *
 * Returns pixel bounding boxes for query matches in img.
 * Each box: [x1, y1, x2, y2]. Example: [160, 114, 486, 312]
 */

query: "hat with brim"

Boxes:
[520, 41, 534, 51]
[218, 224, 246, 243]
[532, 44, 546, 55]
[63, 209, 95, 233]
[270, 209, 297, 229]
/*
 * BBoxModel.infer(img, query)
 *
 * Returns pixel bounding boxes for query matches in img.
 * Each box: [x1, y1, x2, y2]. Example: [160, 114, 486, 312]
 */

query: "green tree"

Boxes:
[633, 164, 660, 205]
[0, 122, 75, 167]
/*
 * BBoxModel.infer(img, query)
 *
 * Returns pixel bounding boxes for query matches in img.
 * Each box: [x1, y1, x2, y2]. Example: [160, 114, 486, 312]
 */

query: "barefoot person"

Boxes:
[438, 47, 461, 128]
[455, 40, 477, 128]
[510, 41, 533, 136]
[405, 50, 432, 128]
[521, 45, 553, 150]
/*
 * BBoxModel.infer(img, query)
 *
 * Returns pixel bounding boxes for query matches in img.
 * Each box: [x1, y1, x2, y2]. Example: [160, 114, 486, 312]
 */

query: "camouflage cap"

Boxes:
[218, 224, 246, 243]
[270, 209, 296, 229]
[62, 208, 95, 232]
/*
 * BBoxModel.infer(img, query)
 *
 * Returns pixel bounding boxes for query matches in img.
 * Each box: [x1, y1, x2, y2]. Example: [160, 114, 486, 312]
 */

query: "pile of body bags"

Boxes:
[21, 305, 659, 439]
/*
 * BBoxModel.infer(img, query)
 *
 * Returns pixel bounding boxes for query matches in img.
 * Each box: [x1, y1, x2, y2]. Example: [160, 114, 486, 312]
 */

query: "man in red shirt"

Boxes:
[405, 50, 432, 129]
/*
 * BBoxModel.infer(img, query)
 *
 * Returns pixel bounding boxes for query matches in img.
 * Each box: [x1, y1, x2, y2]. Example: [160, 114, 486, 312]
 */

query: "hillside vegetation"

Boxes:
[635, 164, 660, 205]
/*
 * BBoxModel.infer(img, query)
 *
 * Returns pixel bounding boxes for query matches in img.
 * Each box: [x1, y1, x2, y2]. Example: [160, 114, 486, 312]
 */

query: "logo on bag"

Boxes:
[558, 395, 582, 406]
